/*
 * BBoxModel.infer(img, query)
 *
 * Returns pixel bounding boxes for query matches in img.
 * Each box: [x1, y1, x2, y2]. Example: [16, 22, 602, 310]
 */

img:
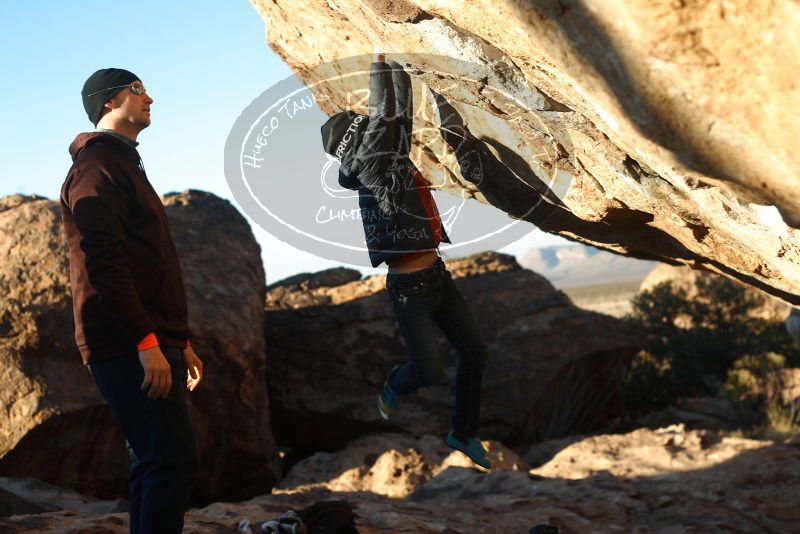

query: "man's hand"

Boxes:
[138, 346, 172, 399]
[184, 344, 204, 392]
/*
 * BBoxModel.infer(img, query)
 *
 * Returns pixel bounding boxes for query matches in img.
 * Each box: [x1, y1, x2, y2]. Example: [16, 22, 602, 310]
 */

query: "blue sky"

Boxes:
[0, 0, 569, 283]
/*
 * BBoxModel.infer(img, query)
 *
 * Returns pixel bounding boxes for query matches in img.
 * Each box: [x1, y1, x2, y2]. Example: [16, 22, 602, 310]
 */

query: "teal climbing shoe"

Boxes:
[445, 431, 492, 469]
[378, 366, 400, 420]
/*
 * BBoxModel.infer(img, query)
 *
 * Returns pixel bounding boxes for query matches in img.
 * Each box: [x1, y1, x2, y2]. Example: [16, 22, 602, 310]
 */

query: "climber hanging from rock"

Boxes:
[320, 51, 493, 469]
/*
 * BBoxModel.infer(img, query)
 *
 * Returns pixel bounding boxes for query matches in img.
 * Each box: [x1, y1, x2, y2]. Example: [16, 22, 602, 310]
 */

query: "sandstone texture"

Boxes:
[0, 194, 121, 495]
[0, 476, 125, 519]
[528, 424, 766, 479]
[265, 252, 644, 449]
[160, 190, 281, 501]
[276, 432, 527, 498]
[0, 192, 280, 503]
[250, 0, 800, 304]
[2, 424, 796, 533]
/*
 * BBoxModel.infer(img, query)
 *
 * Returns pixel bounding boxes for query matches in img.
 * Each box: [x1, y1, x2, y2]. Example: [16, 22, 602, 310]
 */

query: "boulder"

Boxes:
[0, 477, 124, 518]
[251, 0, 800, 304]
[0, 194, 121, 495]
[527, 423, 767, 480]
[633, 397, 740, 432]
[277, 432, 527, 498]
[0, 192, 280, 503]
[160, 190, 280, 501]
[265, 251, 644, 449]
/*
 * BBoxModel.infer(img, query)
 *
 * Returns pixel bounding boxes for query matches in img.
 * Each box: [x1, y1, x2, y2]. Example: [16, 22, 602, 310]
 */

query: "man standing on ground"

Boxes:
[60, 68, 203, 533]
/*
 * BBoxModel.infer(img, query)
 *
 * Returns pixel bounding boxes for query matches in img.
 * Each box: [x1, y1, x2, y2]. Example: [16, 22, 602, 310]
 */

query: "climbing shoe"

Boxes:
[378, 365, 400, 420]
[445, 431, 492, 469]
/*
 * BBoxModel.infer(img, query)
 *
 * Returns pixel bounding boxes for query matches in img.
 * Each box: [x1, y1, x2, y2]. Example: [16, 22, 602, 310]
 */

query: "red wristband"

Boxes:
[137, 332, 158, 351]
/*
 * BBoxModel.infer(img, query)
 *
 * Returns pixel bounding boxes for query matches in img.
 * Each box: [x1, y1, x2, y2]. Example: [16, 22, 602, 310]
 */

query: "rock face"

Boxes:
[0, 192, 279, 503]
[251, 0, 800, 304]
[0, 477, 125, 519]
[2, 425, 797, 533]
[160, 190, 280, 501]
[528, 424, 765, 480]
[407, 424, 799, 532]
[277, 432, 527, 498]
[0, 195, 121, 495]
[265, 252, 643, 449]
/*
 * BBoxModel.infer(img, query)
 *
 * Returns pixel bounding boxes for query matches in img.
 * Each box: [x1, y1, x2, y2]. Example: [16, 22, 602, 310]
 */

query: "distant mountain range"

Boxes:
[519, 245, 659, 289]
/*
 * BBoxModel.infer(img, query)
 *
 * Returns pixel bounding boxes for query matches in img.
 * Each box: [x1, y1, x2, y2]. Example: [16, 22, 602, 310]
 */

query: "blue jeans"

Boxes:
[88, 347, 198, 534]
[385, 256, 490, 438]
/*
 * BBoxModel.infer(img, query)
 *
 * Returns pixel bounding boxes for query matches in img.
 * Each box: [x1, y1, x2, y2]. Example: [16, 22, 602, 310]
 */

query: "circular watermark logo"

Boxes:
[224, 54, 560, 267]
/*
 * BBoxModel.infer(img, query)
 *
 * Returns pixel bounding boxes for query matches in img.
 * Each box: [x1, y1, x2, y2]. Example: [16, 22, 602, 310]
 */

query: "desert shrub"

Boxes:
[764, 399, 800, 435]
[621, 275, 800, 418]
[723, 353, 800, 435]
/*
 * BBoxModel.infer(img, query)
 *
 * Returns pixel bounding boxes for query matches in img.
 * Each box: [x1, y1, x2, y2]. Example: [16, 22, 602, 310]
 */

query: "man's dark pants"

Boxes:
[385, 256, 490, 438]
[88, 346, 198, 534]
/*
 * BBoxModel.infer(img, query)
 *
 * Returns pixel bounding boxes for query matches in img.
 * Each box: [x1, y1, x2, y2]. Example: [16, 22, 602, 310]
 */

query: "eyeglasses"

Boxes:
[87, 82, 146, 98]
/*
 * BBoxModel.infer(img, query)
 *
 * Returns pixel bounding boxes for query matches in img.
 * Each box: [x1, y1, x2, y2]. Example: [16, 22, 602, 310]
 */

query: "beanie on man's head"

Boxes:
[321, 111, 369, 162]
[81, 68, 140, 126]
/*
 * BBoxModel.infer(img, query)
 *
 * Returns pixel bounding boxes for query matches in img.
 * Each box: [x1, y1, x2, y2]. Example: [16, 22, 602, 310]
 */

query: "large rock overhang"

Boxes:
[249, 0, 800, 303]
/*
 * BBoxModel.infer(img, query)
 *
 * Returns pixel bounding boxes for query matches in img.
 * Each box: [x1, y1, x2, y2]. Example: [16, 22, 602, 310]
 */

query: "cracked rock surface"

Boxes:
[3, 424, 797, 533]
[251, 0, 800, 303]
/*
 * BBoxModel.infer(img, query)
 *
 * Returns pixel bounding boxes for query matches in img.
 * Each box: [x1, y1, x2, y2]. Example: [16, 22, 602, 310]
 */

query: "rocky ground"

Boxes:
[1, 424, 797, 533]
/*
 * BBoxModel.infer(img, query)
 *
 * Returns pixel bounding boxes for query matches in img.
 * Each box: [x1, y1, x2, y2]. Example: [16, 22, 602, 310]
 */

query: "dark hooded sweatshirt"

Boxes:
[337, 61, 451, 268]
[60, 131, 191, 365]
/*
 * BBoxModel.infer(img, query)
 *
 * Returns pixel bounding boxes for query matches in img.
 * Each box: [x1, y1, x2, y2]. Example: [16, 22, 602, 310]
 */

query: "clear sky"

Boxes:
[0, 0, 570, 284]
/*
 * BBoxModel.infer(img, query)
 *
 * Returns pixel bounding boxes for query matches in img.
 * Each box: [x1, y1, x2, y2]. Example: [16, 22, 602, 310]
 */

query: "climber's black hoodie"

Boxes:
[337, 61, 451, 268]
[60, 132, 191, 365]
